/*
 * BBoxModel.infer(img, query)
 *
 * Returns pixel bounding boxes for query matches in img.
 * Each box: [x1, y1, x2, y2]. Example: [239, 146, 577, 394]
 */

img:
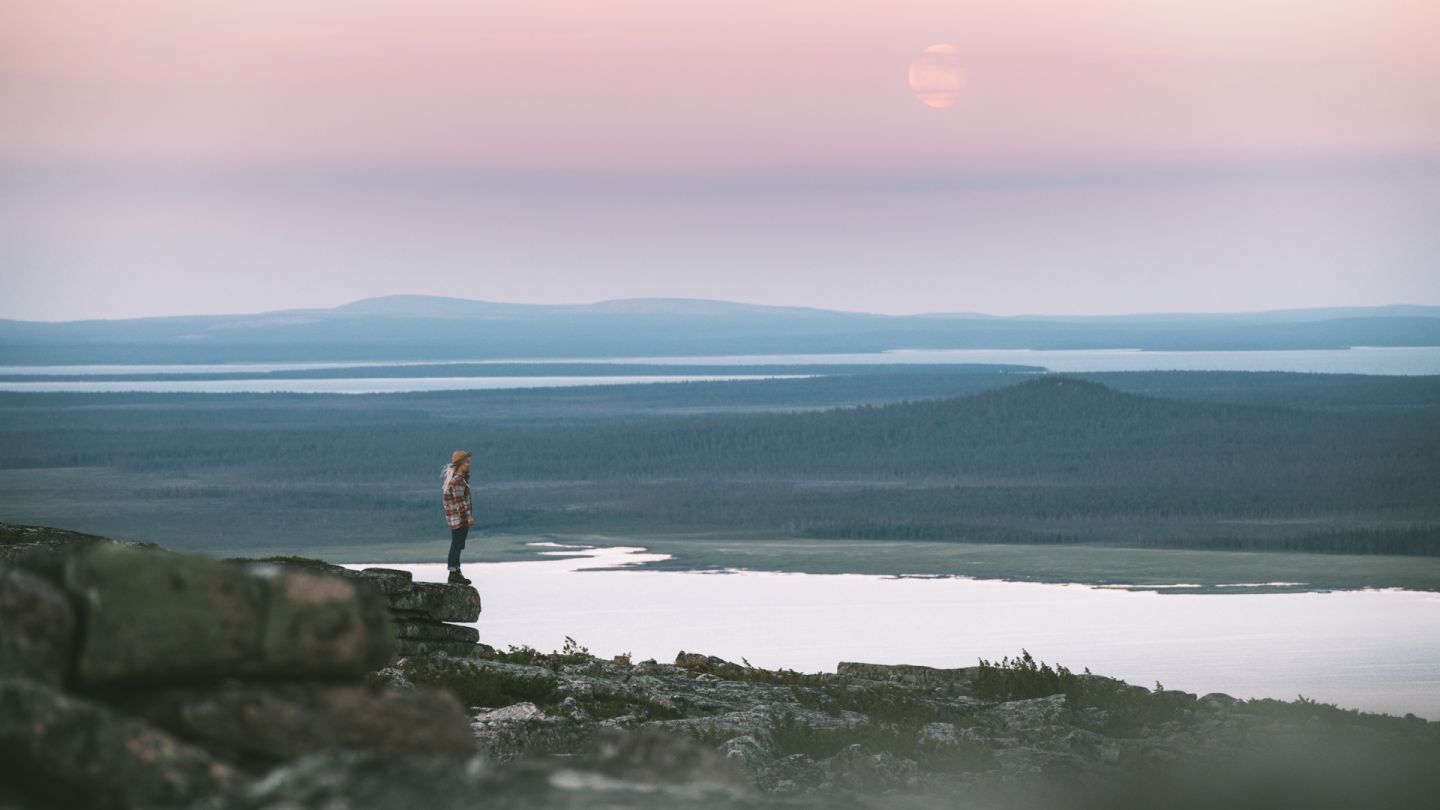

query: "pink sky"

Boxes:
[5, 0, 1438, 173]
[2, 1, 1438, 320]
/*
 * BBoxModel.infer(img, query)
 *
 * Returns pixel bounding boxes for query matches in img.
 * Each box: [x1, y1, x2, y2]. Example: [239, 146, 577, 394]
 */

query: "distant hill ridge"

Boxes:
[2, 295, 1438, 364]
[571, 376, 1313, 475]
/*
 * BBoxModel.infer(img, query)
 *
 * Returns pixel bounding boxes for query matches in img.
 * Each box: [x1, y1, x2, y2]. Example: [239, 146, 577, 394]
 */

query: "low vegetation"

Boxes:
[2, 371, 1436, 561]
[385, 656, 557, 708]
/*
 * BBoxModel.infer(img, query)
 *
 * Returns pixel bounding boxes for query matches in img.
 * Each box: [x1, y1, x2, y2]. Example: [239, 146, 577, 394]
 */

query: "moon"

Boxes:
[908, 44, 965, 109]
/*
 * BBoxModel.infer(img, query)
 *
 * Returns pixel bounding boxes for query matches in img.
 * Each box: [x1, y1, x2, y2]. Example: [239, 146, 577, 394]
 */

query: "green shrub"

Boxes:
[971, 649, 1074, 702]
[971, 650, 1191, 734]
[491, 644, 541, 665]
[480, 637, 591, 669]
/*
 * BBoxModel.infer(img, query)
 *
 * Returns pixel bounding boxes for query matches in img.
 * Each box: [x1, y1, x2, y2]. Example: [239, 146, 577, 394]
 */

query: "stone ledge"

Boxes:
[387, 582, 482, 623]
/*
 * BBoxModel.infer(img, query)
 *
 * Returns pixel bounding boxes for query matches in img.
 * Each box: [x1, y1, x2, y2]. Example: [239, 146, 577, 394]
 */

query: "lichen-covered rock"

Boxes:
[119, 682, 474, 765]
[65, 545, 395, 687]
[355, 567, 414, 596]
[980, 694, 1071, 733]
[0, 567, 75, 685]
[0, 523, 117, 566]
[471, 709, 598, 762]
[836, 662, 976, 693]
[476, 702, 549, 723]
[217, 732, 843, 810]
[395, 619, 480, 643]
[0, 677, 234, 810]
[918, 721, 960, 745]
[388, 582, 482, 622]
[396, 639, 480, 659]
[822, 745, 921, 793]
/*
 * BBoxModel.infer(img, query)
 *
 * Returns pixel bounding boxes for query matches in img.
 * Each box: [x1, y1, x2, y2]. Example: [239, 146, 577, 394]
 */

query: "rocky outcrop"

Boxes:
[411, 650, 1440, 808]
[3, 524, 1439, 810]
[67, 547, 396, 687]
[0, 531, 477, 810]
[347, 567, 482, 658]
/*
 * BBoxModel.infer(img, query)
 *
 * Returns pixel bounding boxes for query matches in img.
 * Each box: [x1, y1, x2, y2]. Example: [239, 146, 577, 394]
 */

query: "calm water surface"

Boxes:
[3, 346, 1438, 392]
[0, 374, 808, 394]
[353, 545, 1440, 720]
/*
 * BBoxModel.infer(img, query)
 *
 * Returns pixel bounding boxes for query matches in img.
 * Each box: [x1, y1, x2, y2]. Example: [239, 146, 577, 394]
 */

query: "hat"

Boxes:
[451, 450, 473, 464]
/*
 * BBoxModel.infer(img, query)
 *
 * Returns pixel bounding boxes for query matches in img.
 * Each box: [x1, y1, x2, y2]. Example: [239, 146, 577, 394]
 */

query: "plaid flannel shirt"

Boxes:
[443, 469, 472, 529]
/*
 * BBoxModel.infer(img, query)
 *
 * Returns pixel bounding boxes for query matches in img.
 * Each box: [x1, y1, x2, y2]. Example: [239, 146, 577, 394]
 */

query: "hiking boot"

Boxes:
[447, 570, 472, 585]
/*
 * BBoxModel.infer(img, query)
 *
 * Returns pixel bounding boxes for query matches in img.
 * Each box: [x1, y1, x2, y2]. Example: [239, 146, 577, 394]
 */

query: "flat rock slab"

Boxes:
[396, 639, 481, 660]
[125, 682, 475, 763]
[66, 545, 396, 688]
[355, 568, 414, 596]
[395, 619, 479, 643]
[387, 582, 481, 623]
[0, 567, 75, 685]
[0, 678, 235, 810]
[837, 661, 977, 691]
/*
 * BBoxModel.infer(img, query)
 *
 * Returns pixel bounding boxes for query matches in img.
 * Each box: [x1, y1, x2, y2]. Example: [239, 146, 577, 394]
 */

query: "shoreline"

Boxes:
[307, 533, 1440, 595]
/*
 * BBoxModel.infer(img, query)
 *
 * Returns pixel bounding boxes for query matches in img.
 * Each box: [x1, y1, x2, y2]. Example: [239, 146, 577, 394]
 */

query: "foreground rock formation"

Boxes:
[0, 526, 474, 808]
[3, 524, 1438, 809]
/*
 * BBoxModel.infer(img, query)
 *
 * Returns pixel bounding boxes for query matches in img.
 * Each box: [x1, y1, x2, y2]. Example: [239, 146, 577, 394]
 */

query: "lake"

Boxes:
[1, 346, 1437, 393]
[351, 545, 1440, 720]
[0, 374, 809, 394]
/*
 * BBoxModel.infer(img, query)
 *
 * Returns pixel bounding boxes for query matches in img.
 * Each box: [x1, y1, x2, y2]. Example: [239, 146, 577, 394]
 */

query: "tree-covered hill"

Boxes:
[0, 374, 1435, 556]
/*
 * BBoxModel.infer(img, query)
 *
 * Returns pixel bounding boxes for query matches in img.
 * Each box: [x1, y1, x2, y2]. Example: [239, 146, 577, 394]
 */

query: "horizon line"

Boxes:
[4, 294, 1438, 326]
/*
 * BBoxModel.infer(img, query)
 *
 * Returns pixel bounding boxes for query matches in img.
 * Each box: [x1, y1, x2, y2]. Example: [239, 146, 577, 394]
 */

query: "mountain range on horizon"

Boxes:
[2, 295, 1438, 366]
[6, 294, 1440, 326]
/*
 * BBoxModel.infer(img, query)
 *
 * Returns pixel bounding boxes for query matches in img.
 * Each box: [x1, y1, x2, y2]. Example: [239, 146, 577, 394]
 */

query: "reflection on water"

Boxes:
[350, 544, 1440, 720]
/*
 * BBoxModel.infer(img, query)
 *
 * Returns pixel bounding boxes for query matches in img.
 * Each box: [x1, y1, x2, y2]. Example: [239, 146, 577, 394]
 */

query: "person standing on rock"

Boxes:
[442, 450, 475, 585]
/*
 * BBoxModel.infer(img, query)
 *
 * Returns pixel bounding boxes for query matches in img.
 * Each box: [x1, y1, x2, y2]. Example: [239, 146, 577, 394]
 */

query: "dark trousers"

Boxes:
[448, 524, 469, 569]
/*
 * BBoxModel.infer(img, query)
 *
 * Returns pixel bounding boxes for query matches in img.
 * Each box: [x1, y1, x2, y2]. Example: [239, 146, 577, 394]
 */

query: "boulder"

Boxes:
[0, 567, 76, 685]
[121, 682, 474, 764]
[470, 709, 597, 763]
[981, 694, 1071, 732]
[65, 545, 395, 687]
[1199, 692, 1239, 710]
[0, 677, 234, 810]
[387, 582, 482, 623]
